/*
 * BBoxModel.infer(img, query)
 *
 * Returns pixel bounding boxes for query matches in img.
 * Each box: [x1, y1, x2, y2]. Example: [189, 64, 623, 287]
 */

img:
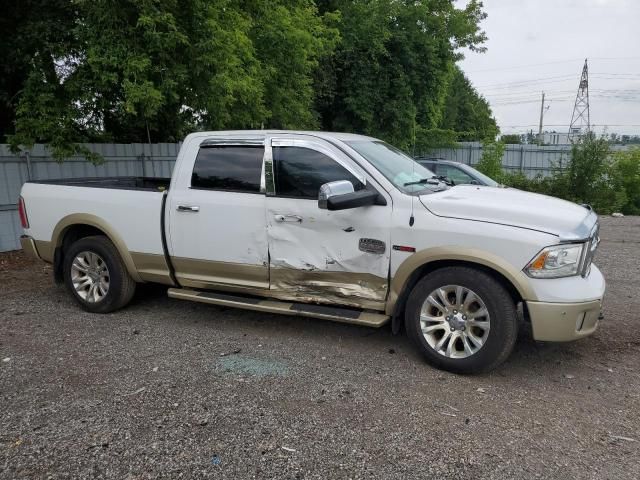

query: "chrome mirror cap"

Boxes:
[318, 180, 355, 209]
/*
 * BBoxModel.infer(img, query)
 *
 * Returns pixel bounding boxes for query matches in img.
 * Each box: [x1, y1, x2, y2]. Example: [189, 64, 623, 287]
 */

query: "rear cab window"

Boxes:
[192, 146, 264, 193]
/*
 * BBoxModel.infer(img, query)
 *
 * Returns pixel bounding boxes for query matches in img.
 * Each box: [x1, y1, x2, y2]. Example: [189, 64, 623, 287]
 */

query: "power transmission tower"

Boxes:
[568, 59, 590, 141]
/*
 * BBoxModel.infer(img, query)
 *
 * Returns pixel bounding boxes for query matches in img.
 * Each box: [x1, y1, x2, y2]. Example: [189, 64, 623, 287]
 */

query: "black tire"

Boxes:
[63, 235, 136, 313]
[405, 266, 518, 374]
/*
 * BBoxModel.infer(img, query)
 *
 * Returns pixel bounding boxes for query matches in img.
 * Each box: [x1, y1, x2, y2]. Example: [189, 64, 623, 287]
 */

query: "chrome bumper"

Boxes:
[527, 299, 602, 342]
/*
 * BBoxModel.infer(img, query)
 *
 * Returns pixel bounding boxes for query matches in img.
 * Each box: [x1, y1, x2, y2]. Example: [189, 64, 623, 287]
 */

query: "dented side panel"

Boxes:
[266, 196, 391, 309]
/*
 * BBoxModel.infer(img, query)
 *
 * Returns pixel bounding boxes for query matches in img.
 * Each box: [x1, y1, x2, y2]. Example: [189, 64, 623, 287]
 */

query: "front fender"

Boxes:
[386, 246, 537, 316]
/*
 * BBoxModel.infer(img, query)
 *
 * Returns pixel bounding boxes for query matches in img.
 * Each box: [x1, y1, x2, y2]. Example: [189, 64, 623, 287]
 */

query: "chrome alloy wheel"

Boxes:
[71, 251, 110, 303]
[420, 285, 491, 358]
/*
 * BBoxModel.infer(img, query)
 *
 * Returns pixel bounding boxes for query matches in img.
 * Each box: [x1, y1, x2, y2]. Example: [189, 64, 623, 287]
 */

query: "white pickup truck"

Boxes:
[19, 131, 605, 373]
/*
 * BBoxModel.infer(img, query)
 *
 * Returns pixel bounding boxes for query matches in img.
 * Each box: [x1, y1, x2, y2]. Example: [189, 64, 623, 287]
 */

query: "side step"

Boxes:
[167, 288, 390, 328]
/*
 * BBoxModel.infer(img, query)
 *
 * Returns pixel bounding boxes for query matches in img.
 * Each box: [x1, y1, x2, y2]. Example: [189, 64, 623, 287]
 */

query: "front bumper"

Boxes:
[20, 235, 41, 260]
[527, 299, 602, 341]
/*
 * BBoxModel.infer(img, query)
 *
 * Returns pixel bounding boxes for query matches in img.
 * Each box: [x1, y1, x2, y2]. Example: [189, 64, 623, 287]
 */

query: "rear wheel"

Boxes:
[405, 266, 518, 374]
[63, 236, 136, 313]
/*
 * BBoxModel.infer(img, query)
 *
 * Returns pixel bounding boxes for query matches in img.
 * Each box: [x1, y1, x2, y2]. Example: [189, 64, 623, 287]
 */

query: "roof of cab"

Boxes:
[187, 130, 378, 143]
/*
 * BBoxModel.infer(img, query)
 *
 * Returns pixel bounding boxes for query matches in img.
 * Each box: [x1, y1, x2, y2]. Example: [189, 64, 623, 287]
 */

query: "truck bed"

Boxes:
[28, 176, 170, 192]
[21, 178, 169, 262]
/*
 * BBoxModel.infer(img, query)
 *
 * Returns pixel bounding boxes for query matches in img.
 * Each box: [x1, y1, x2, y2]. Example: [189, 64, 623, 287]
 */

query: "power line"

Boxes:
[474, 74, 576, 88]
[465, 57, 640, 73]
[497, 124, 640, 128]
[478, 76, 639, 92]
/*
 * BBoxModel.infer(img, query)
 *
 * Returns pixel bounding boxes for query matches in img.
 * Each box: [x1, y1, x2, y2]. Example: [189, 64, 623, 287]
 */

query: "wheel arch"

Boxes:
[387, 247, 535, 334]
[51, 214, 142, 283]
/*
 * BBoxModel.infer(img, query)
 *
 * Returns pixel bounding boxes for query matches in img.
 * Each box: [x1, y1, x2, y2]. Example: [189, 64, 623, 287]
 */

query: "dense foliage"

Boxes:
[475, 136, 640, 215]
[2, 0, 497, 159]
[438, 66, 498, 142]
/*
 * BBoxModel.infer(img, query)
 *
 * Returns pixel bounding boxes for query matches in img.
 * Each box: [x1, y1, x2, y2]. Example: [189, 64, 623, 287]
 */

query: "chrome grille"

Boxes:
[581, 223, 600, 277]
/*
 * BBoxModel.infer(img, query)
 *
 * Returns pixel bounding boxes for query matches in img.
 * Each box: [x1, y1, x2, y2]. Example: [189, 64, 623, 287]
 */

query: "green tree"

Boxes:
[560, 134, 625, 213]
[247, 0, 339, 129]
[611, 147, 640, 214]
[501, 134, 522, 144]
[439, 66, 498, 141]
[0, 0, 77, 142]
[316, 0, 488, 149]
[475, 141, 505, 182]
[9, 0, 336, 160]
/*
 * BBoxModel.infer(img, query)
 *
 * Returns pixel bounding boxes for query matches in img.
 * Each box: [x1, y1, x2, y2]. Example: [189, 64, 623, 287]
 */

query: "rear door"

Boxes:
[167, 138, 269, 290]
[264, 136, 392, 310]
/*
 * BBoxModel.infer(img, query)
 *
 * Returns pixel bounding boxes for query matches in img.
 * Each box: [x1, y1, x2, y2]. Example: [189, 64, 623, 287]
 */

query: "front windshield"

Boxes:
[346, 140, 444, 194]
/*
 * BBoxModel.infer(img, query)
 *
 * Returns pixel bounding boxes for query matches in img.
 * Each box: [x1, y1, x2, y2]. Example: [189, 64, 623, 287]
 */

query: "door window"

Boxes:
[440, 165, 474, 185]
[191, 146, 264, 193]
[273, 146, 364, 199]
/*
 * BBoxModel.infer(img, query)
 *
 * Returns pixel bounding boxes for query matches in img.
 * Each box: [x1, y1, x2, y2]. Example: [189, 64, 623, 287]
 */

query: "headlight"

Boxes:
[524, 243, 585, 278]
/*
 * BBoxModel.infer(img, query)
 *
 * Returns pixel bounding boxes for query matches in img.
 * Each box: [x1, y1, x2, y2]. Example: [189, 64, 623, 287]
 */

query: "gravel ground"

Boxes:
[1, 216, 639, 479]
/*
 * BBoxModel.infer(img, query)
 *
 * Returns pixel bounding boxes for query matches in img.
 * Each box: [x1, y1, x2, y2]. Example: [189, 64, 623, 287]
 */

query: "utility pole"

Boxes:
[568, 59, 591, 141]
[537, 91, 546, 145]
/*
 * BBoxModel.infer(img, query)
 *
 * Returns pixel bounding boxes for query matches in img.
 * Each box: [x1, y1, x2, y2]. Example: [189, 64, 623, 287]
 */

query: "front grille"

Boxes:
[581, 223, 600, 277]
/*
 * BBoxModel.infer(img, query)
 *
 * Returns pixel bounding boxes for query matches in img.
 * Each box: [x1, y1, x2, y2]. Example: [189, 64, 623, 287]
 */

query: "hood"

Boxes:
[420, 185, 595, 238]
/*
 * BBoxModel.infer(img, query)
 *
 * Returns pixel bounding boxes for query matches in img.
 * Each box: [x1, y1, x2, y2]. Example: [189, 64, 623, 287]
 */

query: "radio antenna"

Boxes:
[409, 116, 416, 227]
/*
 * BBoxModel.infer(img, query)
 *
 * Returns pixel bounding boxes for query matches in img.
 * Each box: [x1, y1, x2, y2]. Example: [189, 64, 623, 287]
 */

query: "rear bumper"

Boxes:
[527, 299, 602, 341]
[20, 235, 41, 260]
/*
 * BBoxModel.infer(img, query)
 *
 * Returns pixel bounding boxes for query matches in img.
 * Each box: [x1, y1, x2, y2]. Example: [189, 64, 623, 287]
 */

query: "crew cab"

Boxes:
[18, 131, 605, 373]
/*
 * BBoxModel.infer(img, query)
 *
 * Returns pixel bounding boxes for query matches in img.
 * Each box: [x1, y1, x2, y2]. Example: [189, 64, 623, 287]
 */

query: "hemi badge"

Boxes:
[359, 238, 386, 254]
[393, 245, 416, 253]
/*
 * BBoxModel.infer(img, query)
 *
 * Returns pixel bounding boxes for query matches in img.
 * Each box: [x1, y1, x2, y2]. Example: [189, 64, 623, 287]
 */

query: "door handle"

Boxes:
[177, 205, 200, 212]
[274, 214, 302, 223]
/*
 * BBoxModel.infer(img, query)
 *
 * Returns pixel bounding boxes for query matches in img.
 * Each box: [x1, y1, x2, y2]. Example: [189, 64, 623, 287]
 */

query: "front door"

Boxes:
[168, 137, 269, 290]
[264, 136, 392, 310]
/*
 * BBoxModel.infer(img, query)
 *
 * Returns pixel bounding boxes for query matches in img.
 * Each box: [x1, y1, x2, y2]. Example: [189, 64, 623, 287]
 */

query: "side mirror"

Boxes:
[318, 180, 378, 211]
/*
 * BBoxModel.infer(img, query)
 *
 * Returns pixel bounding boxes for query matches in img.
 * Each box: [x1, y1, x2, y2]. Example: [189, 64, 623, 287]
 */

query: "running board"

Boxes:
[167, 288, 390, 328]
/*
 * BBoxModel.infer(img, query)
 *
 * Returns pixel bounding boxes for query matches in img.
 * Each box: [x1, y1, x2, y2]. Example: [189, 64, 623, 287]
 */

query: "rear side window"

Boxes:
[273, 146, 364, 199]
[191, 146, 264, 193]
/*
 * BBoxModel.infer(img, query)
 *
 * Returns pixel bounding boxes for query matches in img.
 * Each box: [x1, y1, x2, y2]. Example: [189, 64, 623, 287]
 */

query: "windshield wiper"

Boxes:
[404, 176, 442, 187]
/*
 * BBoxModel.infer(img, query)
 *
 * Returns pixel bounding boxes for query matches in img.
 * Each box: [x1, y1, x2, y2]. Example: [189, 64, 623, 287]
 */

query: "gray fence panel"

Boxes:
[0, 210, 21, 252]
[0, 143, 179, 252]
[0, 141, 633, 252]
[418, 142, 586, 179]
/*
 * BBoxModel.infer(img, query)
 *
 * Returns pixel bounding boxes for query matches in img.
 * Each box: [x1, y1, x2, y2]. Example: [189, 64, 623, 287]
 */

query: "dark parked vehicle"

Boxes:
[416, 158, 499, 187]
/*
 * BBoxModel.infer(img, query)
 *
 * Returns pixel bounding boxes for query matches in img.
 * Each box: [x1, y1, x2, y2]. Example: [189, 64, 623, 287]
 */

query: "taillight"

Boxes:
[18, 196, 29, 229]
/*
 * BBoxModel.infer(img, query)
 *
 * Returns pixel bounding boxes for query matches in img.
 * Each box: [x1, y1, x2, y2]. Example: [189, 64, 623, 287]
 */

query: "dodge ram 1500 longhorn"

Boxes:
[18, 131, 605, 373]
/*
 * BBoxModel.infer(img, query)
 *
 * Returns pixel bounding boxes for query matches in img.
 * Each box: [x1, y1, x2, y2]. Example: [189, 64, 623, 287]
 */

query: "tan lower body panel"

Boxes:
[171, 257, 269, 290]
[33, 240, 53, 263]
[167, 257, 387, 311]
[269, 268, 387, 311]
[130, 252, 174, 285]
[168, 288, 390, 328]
[21, 236, 41, 260]
[527, 299, 602, 341]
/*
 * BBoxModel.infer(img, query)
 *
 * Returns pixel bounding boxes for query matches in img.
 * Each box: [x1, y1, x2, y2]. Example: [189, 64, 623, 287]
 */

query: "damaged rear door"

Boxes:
[264, 136, 392, 310]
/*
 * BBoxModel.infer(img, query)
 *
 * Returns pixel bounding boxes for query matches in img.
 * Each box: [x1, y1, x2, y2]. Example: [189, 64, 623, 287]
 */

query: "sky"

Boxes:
[456, 0, 640, 136]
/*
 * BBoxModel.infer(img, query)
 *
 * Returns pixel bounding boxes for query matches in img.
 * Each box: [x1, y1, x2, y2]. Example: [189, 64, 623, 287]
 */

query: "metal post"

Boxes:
[519, 145, 525, 172]
[24, 151, 33, 181]
[538, 91, 545, 145]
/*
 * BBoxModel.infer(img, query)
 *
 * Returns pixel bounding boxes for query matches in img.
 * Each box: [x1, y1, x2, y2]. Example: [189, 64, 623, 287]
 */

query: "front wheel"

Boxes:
[405, 266, 518, 374]
[63, 235, 136, 313]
